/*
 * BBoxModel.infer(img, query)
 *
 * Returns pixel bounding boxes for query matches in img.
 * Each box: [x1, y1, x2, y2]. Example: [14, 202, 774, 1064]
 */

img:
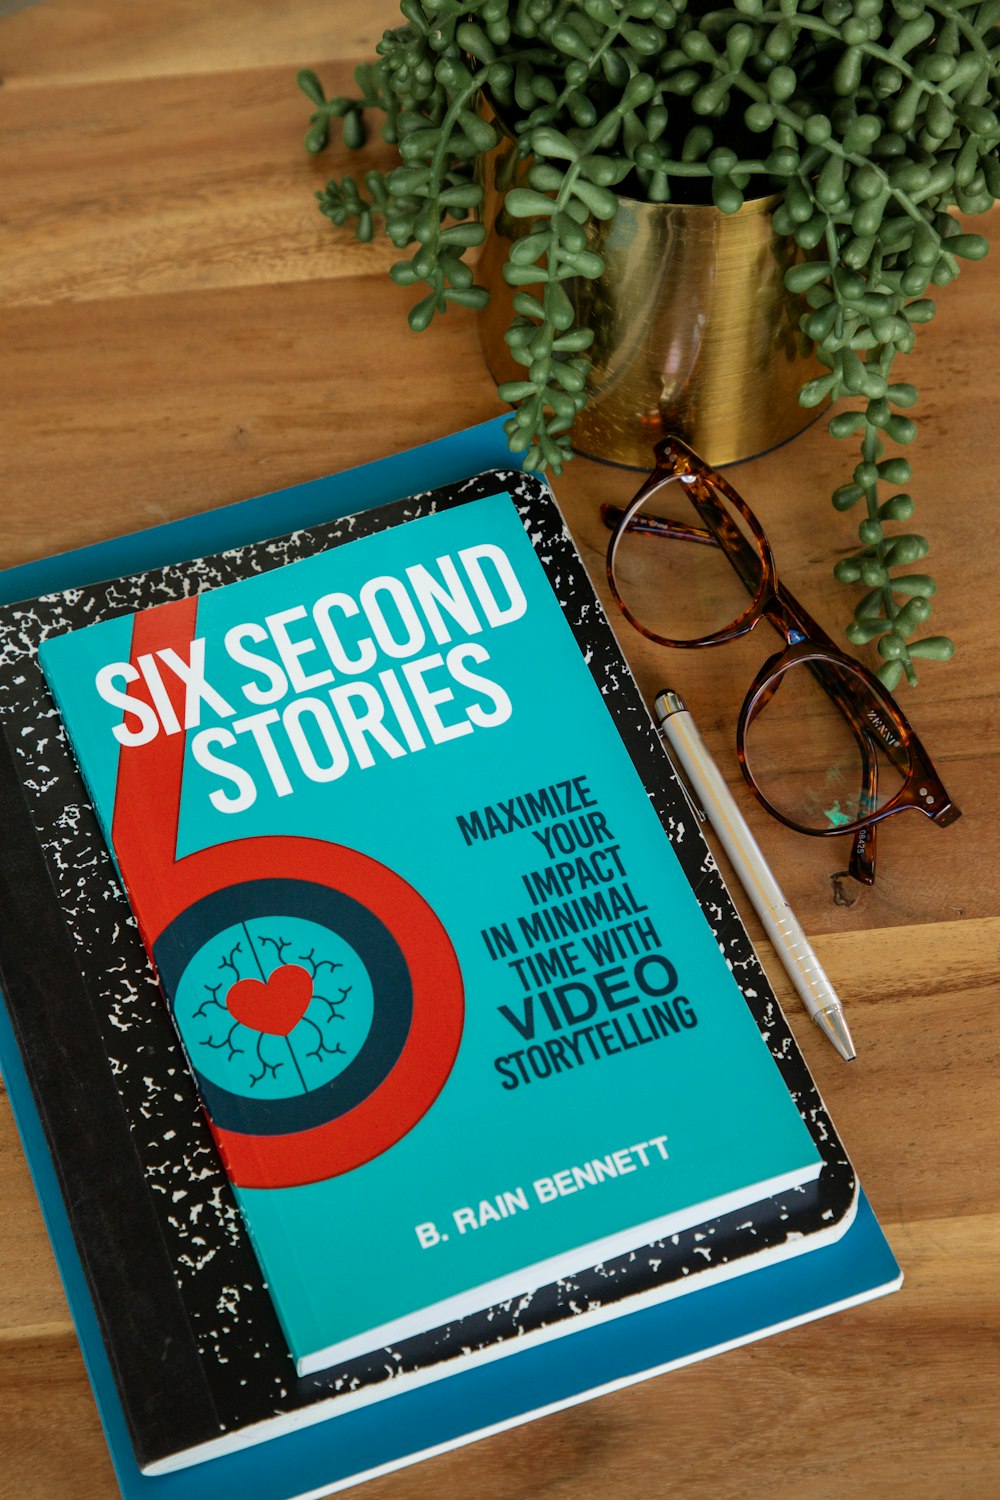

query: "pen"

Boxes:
[654, 689, 857, 1063]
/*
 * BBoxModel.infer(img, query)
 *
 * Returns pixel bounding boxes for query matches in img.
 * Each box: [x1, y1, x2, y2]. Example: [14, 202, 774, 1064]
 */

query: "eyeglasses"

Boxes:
[601, 436, 960, 886]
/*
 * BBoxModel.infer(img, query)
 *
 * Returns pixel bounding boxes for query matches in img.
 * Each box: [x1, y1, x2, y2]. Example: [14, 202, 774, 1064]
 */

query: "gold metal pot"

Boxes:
[477, 133, 825, 470]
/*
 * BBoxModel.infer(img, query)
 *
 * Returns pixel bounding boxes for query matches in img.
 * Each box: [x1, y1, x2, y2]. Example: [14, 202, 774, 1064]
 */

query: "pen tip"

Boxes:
[814, 1006, 857, 1063]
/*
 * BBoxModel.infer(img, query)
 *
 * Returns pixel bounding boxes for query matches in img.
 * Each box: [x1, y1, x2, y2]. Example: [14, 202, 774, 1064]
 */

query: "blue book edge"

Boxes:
[0, 416, 901, 1500]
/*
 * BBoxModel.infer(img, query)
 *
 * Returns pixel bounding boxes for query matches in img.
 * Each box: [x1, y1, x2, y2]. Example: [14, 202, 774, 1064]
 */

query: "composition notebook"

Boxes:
[0, 452, 858, 1475]
[38, 471, 826, 1378]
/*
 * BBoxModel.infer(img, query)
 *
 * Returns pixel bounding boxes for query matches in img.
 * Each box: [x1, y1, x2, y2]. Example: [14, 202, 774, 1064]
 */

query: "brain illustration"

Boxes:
[152, 869, 457, 1185]
[173, 914, 375, 1102]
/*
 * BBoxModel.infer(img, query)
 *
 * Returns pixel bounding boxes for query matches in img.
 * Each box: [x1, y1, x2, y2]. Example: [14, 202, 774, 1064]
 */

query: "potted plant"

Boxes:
[298, 0, 999, 688]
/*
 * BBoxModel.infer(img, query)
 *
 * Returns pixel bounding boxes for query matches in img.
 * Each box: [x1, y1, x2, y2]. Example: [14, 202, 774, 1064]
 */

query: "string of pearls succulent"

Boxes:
[300, 0, 1000, 686]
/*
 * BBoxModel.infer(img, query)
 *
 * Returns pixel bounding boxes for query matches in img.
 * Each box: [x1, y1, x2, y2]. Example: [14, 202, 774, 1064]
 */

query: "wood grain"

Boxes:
[1, 4, 998, 1498]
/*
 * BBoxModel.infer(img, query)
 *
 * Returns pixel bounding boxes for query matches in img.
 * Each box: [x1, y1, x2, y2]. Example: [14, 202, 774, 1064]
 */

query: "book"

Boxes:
[36, 467, 831, 1382]
[0, 422, 870, 1490]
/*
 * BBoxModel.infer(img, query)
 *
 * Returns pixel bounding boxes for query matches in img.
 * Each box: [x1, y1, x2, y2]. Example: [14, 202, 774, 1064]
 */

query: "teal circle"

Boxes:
[173, 914, 375, 1102]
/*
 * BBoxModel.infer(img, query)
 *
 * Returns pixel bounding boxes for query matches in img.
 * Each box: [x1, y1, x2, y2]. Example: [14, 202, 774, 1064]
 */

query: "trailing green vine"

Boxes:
[299, 0, 1000, 687]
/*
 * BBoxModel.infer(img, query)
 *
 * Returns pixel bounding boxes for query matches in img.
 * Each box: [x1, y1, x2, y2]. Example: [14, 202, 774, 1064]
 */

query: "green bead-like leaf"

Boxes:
[622, 72, 657, 109]
[767, 65, 797, 103]
[529, 164, 566, 193]
[846, 618, 890, 645]
[408, 292, 438, 333]
[562, 249, 606, 278]
[883, 534, 929, 565]
[297, 69, 326, 106]
[440, 183, 484, 210]
[444, 285, 490, 310]
[552, 328, 595, 352]
[504, 262, 546, 285]
[512, 291, 546, 320]
[497, 378, 536, 402]
[509, 231, 551, 266]
[885, 415, 917, 444]
[949, 234, 989, 260]
[572, 179, 619, 220]
[830, 411, 866, 438]
[878, 457, 912, 485]
[800, 373, 837, 407]
[305, 118, 329, 154]
[876, 659, 904, 691]
[785, 262, 833, 293]
[343, 110, 366, 150]
[878, 632, 909, 660]
[785, 179, 813, 224]
[833, 482, 865, 509]
[531, 127, 578, 161]
[389, 259, 420, 287]
[843, 235, 875, 271]
[579, 154, 630, 186]
[834, 47, 863, 97]
[745, 102, 774, 133]
[505, 188, 557, 218]
[891, 574, 936, 597]
[712, 177, 744, 214]
[804, 302, 839, 342]
[893, 596, 933, 633]
[440, 221, 486, 248]
[456, 20, 497, 61]
[901, 264, 931, 296]
[547, 282, 576, 331]
[878, 492, 915, 520]
[907, 636, 955, 661]
[681, 30, 716, 62]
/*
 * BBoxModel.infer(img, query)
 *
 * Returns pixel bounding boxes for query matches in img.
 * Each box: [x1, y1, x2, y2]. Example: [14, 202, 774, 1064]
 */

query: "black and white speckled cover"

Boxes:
[0, 470, 854, 1470]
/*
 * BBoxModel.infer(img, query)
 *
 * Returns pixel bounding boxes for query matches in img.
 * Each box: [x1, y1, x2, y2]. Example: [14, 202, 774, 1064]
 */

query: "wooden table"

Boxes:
[1, 4, 998, 1497]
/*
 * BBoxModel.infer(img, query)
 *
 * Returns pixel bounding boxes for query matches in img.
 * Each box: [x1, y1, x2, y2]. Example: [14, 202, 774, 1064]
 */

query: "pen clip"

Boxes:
[655, 726, 706, 825]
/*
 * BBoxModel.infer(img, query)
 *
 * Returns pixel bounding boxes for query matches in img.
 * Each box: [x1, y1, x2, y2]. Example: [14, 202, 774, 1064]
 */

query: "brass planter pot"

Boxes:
[477, 143, 825, 470]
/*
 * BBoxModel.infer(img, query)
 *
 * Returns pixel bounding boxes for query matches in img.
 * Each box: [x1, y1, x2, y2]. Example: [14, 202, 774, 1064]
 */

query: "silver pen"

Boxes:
[654, 689, 856, 1063]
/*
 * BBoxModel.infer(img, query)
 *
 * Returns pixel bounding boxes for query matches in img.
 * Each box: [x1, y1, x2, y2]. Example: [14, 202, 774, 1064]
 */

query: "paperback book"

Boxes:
[38, 474, 826, 1377]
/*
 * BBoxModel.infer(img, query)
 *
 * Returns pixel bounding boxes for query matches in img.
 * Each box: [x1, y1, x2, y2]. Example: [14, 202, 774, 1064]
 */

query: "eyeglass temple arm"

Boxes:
[848, 739, 879, 885]
[600, 504, 720, 549]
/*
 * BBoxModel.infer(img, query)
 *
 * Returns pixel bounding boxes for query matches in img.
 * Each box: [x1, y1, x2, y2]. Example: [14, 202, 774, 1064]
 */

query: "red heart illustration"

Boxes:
[226, 964, 313, 1037]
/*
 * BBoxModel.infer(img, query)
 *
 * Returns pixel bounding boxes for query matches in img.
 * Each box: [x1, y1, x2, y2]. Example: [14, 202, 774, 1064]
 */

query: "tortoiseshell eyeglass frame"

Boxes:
[601, 436, 960, 886]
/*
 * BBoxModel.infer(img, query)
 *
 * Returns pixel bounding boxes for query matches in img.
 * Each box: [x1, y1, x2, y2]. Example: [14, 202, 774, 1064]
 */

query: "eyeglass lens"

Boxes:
[742, 657, 910, 833]
[610, 476, 763, 644]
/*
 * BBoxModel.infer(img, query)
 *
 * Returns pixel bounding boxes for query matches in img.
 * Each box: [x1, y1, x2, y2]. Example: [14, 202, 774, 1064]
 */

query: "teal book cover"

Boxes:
[38, 477, 822, 1376]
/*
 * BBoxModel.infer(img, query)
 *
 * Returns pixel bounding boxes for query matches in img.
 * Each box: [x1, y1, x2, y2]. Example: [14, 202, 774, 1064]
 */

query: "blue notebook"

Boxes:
[0, 419, 901, 1499]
